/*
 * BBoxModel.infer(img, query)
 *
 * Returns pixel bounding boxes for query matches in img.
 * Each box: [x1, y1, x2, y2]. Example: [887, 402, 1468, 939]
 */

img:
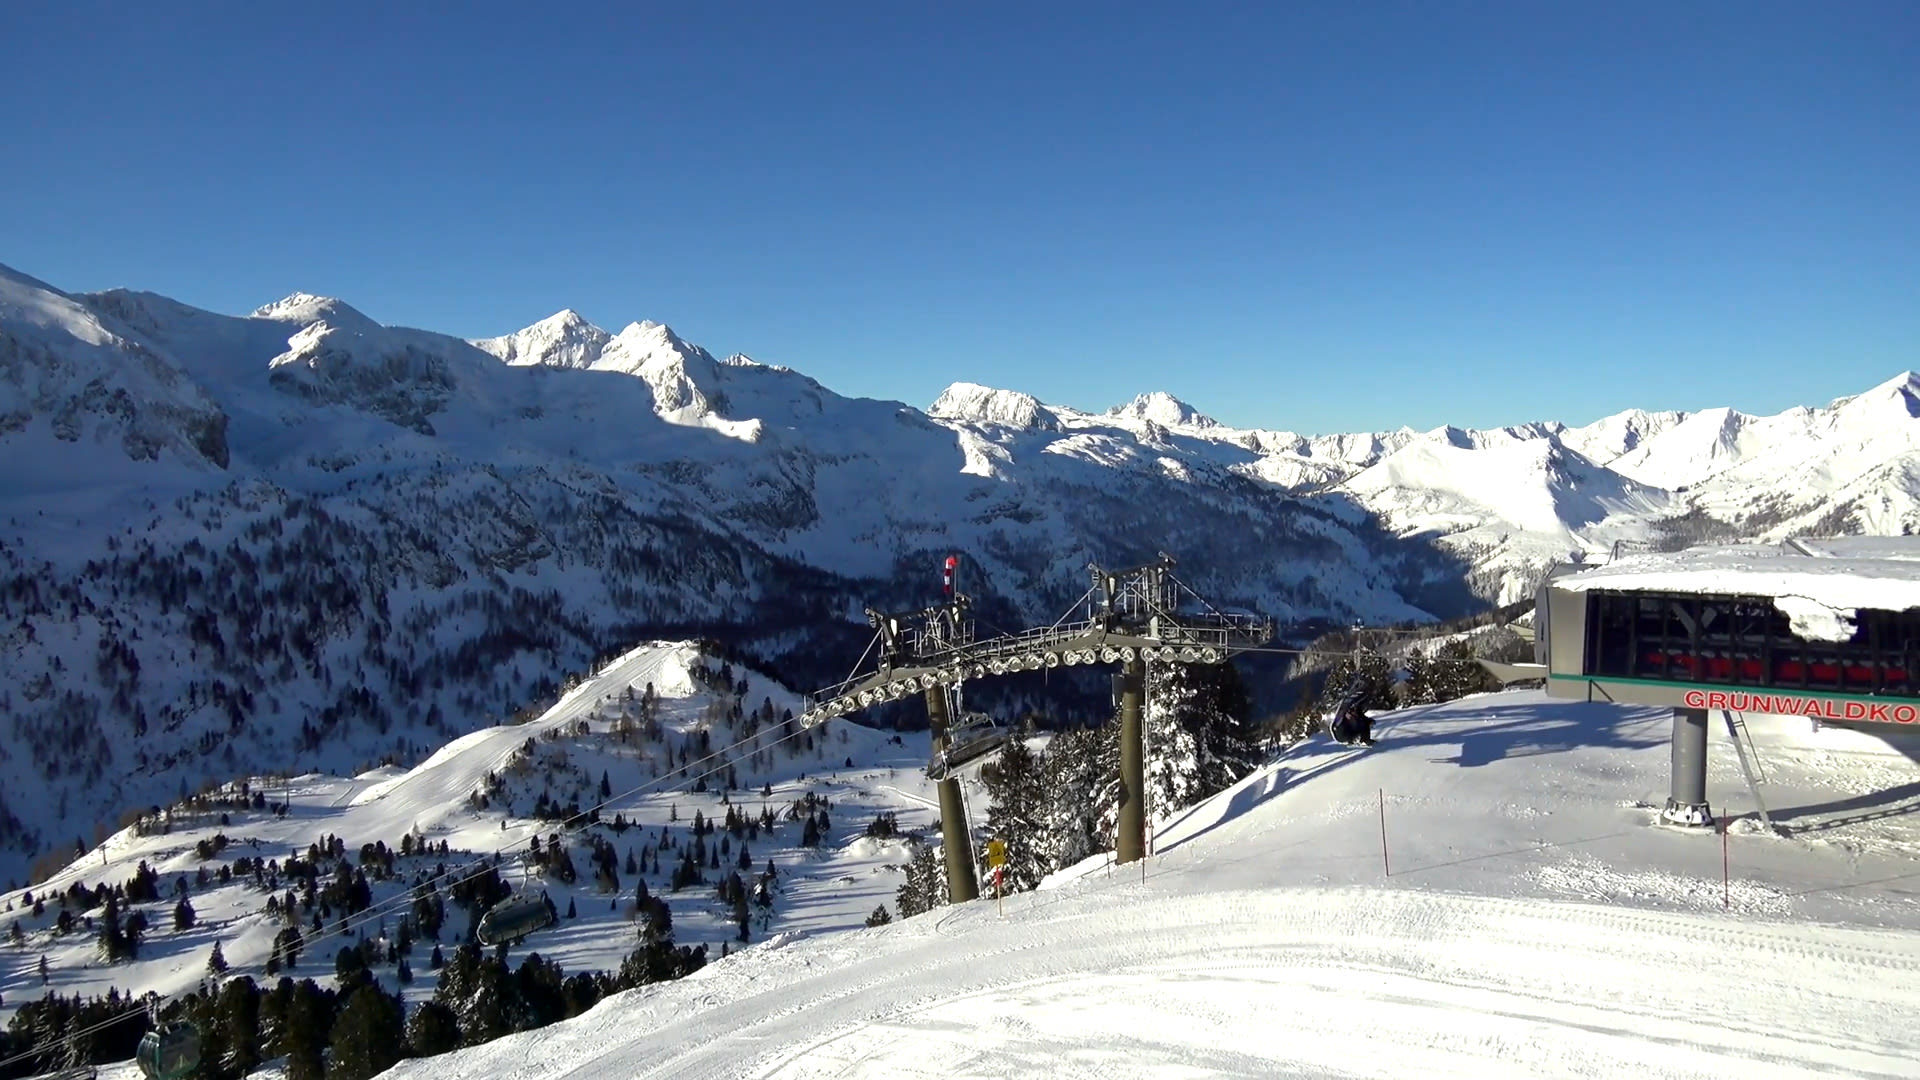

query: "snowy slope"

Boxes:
[4, 253, 1918, 886]
[377, 690, 1920, 1079]
[1335, 437, 1676, 602]
[0, 261, 1455, 884]
[0, 641, 979, 1029]
[0, 264, 230, 485]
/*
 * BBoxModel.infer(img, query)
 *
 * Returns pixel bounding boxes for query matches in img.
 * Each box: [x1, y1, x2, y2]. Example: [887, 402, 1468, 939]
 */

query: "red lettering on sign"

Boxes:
[1651, 684, 1918, 724]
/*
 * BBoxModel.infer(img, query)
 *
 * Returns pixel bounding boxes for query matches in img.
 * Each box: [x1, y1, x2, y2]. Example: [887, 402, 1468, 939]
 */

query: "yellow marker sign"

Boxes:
[986, 839, 1007, 867]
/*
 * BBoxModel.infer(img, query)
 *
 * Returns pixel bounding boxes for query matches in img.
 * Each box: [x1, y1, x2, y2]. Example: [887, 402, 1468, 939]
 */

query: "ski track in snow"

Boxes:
[16, 642, 1920, 1080]
[388, 887, 1920, 1080]
[376, 688, 1920, 1080]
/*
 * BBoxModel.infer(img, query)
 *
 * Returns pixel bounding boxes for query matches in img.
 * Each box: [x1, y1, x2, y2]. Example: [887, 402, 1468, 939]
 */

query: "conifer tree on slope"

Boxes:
[894, 839, 947, 918]
[1317, 650, 1395, 716]
[1143, 661, 1262, 816]
[216, 976, 262, 1080]
[1431, 639, 1499, 702]
[976, 733, 1048, 892]
[326, 984, 404, 1080]
[406, 1000, 463, 1059]
[282, 979, 332, 1080]
[1401, 648, 1439, 706]
[1039, 726, 1118, 872]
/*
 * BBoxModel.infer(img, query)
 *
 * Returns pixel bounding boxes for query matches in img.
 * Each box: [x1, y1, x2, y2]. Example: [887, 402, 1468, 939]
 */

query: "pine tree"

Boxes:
[96, 892, 128, 963]
[217, 975, 262, 1078]
[173, 895, 197, 932]
[1039, 727, 1118, 872]
[1318, 650, 1395, 717]
[894, 840, 948, 918]
[283, 979, 332, 1080]
[207, 940, 228, 975]
[864, 904, 892, 927]
[1402, 648, 1439, 706]
[125, 909, 148, 959]
[977, 734, 1047, 892]
[1431, 640, 1498, 702]
[1143, 661, 1262, 816]
[326, 984, 405, 1080]
[405, 999, 462, 1058]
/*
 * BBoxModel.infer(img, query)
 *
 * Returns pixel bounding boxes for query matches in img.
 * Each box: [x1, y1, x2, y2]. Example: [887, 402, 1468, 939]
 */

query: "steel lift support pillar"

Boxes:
[1662, 707, 1713, 827]
[925, 685, 981, 903]
[1115, 657, 1148, 864]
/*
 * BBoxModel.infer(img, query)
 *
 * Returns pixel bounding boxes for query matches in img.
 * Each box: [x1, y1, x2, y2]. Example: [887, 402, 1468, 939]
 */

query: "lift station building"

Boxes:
[1530, 537, 1920, 827]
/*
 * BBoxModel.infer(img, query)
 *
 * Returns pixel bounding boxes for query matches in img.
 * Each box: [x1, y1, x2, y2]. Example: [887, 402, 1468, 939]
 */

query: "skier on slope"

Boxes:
[1327, 683, 1376, 747]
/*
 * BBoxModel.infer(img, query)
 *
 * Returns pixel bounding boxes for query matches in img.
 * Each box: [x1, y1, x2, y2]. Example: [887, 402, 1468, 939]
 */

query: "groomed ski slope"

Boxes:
[382, 691, 1920, 1079]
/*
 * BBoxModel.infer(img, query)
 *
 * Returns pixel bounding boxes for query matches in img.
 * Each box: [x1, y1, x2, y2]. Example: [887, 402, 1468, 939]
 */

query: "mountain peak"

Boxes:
[251, 292, 377, 332]
[474, 309, 613, 368]
[1824, 369, 1920, 427]
[612, 319, 688, 348]
[929, 382, 1061, 431]
[1835, 370, 1920, 405]
[1108, 391, 1219, 430]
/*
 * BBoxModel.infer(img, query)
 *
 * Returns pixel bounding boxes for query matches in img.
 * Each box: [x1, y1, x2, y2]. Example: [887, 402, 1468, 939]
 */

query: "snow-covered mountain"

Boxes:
[1014, 368, 1920, 605]
[0, 640, 973, 1062]
[2, 255, 1917, 884]
[0, 267, 230, 481]
[0, 263, 1446, 886]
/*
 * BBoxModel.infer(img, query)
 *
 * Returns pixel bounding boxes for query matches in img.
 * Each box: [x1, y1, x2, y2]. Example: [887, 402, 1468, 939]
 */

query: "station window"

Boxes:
[1582, 590, 1918, 695]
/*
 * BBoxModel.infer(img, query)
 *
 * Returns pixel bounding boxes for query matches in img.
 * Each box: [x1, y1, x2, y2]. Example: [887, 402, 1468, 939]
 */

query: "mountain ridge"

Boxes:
[0, 258, 1915, 883]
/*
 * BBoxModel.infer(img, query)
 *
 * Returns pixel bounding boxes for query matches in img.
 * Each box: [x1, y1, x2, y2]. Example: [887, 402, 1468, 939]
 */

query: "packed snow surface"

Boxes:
[1553, 539, 1920, 640]
[385, 691, 1920, 1079]
[1, 641, 968, 1027]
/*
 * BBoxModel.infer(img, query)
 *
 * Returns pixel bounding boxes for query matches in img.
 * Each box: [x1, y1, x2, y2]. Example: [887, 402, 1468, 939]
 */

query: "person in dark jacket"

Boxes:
[1327, 686, 1376, 746]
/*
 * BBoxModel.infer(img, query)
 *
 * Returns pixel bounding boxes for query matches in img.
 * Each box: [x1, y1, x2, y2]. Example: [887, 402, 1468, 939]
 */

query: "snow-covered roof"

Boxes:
[1552, 539, 1920, 640]
[1782, 536, 1920, 561]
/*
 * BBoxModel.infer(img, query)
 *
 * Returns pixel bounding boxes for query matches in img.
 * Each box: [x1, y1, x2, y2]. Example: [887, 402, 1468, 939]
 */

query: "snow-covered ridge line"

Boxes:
[2, 254, 1917, 887]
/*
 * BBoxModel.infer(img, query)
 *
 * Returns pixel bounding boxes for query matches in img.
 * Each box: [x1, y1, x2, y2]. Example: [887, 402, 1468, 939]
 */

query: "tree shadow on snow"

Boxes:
[1282, 697, 1670, 784]
[1155, 769, 1290, 848]
[1161, 701, 1664, 851]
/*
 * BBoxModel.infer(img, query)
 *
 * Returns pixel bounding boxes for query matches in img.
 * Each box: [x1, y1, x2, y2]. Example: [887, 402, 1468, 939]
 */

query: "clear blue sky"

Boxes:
[5, 2, 1915, 433]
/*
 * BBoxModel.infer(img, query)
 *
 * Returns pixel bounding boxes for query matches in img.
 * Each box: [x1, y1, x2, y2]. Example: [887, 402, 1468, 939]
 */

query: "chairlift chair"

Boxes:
[476, 892, 555, 947]
[135, 1021, 200, 1080]
[926, 685, 1013, 780]
[1325, 683, 1373, 745]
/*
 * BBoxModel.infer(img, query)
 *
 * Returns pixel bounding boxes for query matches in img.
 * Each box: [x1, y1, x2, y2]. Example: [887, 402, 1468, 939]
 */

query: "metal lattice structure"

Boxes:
[800, 553, 1272, 725]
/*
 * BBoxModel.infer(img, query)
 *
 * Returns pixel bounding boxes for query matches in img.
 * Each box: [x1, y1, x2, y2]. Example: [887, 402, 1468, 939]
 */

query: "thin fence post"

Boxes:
[1728, 799, 1743, 907]
[1378, 788, 1390, 878]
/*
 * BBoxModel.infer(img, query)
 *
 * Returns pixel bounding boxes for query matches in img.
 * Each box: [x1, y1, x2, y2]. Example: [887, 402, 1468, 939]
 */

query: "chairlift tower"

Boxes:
[804, 553, 1272, 899]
